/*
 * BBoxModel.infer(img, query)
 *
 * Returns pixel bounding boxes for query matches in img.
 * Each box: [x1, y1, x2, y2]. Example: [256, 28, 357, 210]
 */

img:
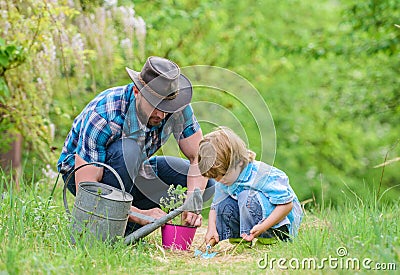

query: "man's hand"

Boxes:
[129, 206, 166, 225]
[182, 211, 202, 227]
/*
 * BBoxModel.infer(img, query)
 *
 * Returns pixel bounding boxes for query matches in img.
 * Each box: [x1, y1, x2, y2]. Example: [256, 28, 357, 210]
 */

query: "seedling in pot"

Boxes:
[159, 184, 187, 225]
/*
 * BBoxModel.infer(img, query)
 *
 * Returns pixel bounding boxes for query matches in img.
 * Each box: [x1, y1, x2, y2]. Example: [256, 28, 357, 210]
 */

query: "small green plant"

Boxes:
[159, 185, 187, 225]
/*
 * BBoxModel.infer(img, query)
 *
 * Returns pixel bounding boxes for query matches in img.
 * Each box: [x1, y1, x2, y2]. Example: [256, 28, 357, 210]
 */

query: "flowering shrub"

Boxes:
[0, 0, 146, 167]
[74, 4, 146, 89]
[0, 0, 85, 161]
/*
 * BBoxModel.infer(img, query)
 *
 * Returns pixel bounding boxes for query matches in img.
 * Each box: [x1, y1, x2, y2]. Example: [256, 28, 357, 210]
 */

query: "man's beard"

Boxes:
[137, 105, 162, 127]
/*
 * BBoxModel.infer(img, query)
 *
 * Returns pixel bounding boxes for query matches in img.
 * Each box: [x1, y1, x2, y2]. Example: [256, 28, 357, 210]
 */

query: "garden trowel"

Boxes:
[194, 238, 217, 259]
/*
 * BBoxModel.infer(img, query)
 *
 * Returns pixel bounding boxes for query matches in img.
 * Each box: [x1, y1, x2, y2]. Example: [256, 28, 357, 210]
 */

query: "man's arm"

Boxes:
[178, 130, 208, 192]
[74, 154, 104, 192]
[75, 154, 166, 223]
[178, 130, 208, 226]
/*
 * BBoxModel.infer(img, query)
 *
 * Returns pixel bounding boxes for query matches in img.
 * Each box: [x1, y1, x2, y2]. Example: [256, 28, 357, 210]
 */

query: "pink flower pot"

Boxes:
[161, 223, 197, 250]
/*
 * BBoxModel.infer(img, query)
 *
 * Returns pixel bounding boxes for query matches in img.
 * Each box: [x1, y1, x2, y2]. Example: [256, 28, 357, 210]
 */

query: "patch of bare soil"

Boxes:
[148, 225, 260, 266]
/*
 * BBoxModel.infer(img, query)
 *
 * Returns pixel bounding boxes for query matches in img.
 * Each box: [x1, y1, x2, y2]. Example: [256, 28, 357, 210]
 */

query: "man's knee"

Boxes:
[63, 172, 77, 196]
[107, 138, 142, 171]
[103, 138, 142, 192]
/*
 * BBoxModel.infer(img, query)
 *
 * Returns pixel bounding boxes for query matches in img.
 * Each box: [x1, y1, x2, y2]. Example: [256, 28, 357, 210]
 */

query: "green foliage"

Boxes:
[0, 0, 84, 165]
[0, 38, 26, 81]
[1, 0, 145, 174]
[343, 0, 400, 54]
[70, 4, 144, 90]
[159, 184, 187, 225]
[50, 1, 146, 141]
[0, 38, 26, 141]
[78, 0, 104, 12]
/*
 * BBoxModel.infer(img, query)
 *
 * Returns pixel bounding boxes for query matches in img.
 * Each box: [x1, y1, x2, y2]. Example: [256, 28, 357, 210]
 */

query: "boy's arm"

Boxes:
[242, 202, 293, 241]
[205, 209, 219, 244]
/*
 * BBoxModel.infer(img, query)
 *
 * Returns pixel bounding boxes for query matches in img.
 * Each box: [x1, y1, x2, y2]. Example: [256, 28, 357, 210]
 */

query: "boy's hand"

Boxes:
[205, 229, 219, 245]
[241, 224, 265, 241]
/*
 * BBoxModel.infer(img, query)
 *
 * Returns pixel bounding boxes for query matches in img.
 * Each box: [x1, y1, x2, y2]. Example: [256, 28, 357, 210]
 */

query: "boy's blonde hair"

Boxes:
[198, 126, 256, 178]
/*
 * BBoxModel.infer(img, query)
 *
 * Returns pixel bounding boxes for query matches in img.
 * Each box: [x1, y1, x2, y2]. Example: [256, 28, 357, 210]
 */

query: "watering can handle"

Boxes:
[63, 161, 127, 215]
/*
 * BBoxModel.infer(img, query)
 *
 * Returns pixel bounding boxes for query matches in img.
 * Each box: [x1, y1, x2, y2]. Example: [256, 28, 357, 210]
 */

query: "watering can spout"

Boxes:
[124, 187, 203, 245]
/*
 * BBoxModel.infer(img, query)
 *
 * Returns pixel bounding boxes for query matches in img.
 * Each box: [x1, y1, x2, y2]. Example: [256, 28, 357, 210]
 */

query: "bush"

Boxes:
[0, 0, 85, 164]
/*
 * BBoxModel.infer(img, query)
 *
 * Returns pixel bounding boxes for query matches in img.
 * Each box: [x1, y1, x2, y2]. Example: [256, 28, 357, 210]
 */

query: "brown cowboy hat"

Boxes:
[125, 56, 193, 113]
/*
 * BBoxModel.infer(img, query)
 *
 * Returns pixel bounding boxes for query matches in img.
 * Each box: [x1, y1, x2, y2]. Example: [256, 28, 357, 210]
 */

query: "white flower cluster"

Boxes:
[0, 2, 11, 35]
[0, 0, 147, 163]
[42, 164, 59, 180]
[76, 4, 146, 77]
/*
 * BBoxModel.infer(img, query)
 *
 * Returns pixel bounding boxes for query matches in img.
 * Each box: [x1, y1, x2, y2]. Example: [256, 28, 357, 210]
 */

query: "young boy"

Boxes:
[198, 127, 302, 244]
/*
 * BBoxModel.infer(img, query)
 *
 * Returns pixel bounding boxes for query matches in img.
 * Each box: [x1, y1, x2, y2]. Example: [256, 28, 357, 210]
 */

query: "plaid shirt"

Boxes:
[57, 83, 200, 177]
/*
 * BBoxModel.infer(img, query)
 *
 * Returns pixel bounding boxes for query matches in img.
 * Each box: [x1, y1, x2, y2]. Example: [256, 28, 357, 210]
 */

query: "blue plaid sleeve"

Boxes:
[76, 111, 113, 164]
[173, 104, 201, 140]
[58, 85, 131, 173]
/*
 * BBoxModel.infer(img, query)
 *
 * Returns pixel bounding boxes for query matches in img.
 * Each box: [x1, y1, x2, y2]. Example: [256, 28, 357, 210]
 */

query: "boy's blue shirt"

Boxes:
[211, 160, 303, 236]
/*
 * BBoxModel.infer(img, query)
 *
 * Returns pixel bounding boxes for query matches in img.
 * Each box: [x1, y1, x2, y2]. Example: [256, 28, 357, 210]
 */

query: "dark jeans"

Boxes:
[215, 191, 290, 241]
[62, 138, 215, 235]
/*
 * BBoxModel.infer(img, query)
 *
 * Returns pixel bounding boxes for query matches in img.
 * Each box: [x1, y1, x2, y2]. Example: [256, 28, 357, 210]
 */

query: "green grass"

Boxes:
[0, 170, 398, 274]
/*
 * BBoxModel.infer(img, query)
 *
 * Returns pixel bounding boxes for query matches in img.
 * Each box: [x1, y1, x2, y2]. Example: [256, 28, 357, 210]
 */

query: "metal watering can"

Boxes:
[63, 162, 133, 243]
[63, 162, 203, 245]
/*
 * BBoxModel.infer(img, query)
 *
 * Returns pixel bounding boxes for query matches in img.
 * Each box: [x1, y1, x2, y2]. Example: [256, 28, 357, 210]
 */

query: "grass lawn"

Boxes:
[0, 174, 399, 274]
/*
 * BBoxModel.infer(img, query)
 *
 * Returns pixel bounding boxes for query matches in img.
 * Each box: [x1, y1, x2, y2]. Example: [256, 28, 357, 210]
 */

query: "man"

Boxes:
[58, 56, 214, 234]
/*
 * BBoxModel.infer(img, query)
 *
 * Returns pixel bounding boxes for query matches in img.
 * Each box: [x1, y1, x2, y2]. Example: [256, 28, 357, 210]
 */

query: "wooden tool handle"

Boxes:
[207, 238, 217, 247]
